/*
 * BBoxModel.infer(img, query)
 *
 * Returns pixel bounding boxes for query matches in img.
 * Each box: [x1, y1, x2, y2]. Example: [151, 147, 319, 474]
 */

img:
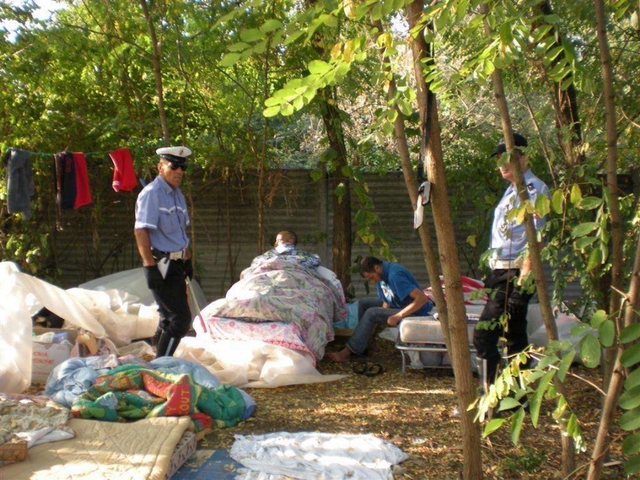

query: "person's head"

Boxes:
[156, 146, 192, 189]
[491, 133, 529, 184]
[359, 256, 383, 283]
[275, 230, 298, 247]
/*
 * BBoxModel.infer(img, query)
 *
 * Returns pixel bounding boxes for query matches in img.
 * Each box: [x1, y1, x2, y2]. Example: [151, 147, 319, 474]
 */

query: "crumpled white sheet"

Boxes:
[15, 427, 75, 448]
[230, 432, 408, 480]
[175, 337, 346, 388]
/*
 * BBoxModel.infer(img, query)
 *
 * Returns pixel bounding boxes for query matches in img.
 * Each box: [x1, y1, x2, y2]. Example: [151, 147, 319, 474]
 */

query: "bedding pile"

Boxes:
[196, 257, 347, 361]
[45, 356, 255, 429]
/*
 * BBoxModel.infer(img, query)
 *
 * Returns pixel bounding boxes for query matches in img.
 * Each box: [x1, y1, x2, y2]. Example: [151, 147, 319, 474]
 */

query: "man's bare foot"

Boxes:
[326, 348, 352, 363]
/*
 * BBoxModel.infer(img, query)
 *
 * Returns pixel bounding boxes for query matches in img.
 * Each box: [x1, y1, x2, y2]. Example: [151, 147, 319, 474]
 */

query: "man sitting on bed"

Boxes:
[251, 230, 321, 270]
[326, 256, 433, 362]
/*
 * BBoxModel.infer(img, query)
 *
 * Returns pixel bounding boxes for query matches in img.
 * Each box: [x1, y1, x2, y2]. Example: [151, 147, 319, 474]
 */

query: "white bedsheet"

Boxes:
[230, 431, 408, 479]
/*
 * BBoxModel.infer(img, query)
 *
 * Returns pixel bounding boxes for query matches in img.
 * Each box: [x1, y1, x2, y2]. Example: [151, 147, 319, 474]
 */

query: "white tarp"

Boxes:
[0, 262, 106, 393]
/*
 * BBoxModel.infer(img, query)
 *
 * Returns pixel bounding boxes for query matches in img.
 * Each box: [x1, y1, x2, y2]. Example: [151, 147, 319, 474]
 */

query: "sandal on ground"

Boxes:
[353, 362, 384, 377]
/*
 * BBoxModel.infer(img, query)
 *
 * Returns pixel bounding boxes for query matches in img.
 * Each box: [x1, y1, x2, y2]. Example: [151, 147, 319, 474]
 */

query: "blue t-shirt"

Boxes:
[134, 175, 190, 252]
[376, 261, 433, 316]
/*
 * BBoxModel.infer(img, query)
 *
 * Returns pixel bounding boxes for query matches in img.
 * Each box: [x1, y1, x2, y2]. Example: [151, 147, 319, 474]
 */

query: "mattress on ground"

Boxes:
[0, 416, 191, 480]
[399, 314, 479, 345]
[166, 430, 197, 479]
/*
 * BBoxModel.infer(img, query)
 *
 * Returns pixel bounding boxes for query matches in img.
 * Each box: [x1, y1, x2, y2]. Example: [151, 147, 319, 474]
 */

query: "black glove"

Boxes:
[144, 265, 164, 290]
[183, 258, 194, 280]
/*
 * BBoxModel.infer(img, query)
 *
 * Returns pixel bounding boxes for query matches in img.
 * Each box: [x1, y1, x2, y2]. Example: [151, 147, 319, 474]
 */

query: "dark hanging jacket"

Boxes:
[2, 148, 34, 219]
[54, 151, 77, 210]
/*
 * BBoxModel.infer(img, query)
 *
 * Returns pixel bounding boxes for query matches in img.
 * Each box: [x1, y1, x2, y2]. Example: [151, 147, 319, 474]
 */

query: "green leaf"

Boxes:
[625, 454, 640, 475]
[482, 418, 506, 437]
[308, 60, 331, 75]
[220, 53, 242, 67]
[545, 45, 565, 63]
[228, 42, 251, 52]
[320, 13, 338, 27]
[499, 397, 521, 411]
[262, 105, 281, 118]
[535, 194, 550, 218]
[578, 196, 603, 210]
[623, 432, 640, 456]
[530, 370, 555, 427]
[284, 30, 305, 45]
[571, 222, 598, 238]
[281, 103, 295, 116]
[551, 189, 564, 214]
[570, 184, 582, 204]
[537, 354, 559, 369]
[240, 28, 264, 42]
[310, 169, 324, 182]
[621, 343, 640, 368]
[557, 351, 575, 381]
[621, 324, 640, 344]
[589, 309, 608, 328]
[570, 322, 592, 337]
[580, 334, 601, 368]
[575, 236, 597, 250]
[510, 407, 525, 445]
[599, 320, 615, 347]
[626, 367, 640, 390]
[499, 23, 513, 44]
[620, 406, 640, 431]
[260, 19, 282, 33]
[586, 248, 602, 271]
[619, 386, 640, 410]
[566, 412, 579, 436]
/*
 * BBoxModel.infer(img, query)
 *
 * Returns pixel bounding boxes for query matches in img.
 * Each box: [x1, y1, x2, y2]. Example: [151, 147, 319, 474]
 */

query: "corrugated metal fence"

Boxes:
[50, 167, 577, 304]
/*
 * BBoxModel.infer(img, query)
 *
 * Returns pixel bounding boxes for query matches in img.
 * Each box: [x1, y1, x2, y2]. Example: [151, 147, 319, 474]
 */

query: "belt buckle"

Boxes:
[169, 250, 185, 260]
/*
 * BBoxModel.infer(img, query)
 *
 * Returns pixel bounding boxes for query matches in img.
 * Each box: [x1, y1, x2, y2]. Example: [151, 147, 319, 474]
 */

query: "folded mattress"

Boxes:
[399, 313, 480, 345]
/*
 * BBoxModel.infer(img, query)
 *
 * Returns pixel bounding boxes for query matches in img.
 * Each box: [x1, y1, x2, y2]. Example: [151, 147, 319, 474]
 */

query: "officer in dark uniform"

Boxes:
[473, 133, 550, 386]
[134, 146, 194, 358]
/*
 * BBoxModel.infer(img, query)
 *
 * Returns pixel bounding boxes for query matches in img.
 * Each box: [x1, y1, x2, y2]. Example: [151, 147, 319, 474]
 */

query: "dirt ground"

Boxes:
[202, 336, 628, 480]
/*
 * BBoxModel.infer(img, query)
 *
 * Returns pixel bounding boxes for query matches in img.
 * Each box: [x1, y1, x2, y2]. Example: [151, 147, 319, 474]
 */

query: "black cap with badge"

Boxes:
[491, 133, 528, 157]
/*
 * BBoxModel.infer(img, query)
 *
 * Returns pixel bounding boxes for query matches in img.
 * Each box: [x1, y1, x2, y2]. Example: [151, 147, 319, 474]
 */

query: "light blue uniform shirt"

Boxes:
[135, 175, 190, 252]
[490, 169, 550, 261]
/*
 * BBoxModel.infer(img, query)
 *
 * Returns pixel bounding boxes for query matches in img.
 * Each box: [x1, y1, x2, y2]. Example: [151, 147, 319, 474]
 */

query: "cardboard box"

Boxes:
[31, 327, 78, 384]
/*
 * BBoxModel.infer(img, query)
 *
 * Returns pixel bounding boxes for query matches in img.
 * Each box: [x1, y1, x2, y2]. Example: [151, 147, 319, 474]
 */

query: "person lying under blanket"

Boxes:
[251, 230, 321, 270]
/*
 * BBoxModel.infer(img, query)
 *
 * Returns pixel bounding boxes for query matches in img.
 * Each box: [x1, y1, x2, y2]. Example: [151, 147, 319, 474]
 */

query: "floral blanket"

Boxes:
[197, 257, 347, 361]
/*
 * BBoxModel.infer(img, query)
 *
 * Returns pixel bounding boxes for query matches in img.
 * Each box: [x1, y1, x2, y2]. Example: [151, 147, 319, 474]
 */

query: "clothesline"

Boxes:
[3, 147, 139, 220]
[15, 145, 148, 158]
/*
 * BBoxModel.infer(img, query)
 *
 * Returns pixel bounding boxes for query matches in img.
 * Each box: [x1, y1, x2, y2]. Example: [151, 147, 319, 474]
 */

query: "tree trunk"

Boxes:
[480, 4, 576, 476]
[319, 88, 352, 295]
[370, 18, 450, 346]
[587, 1, 629, 476]
[593, 0, 625, 389]
[406, 3, 482, 479]
[588, 235, 640, 479]
[139, 0, 170, 145]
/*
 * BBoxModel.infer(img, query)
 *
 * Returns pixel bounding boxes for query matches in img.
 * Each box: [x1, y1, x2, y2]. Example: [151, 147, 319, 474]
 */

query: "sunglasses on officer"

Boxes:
[168, 162, 187, 171]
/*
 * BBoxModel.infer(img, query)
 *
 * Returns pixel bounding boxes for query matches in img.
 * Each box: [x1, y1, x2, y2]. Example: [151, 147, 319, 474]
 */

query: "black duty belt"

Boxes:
[152, 248, 187, 260]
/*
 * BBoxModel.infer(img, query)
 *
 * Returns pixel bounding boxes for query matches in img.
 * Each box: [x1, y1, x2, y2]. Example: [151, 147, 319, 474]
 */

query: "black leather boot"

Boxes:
[155, 332, 181, 358]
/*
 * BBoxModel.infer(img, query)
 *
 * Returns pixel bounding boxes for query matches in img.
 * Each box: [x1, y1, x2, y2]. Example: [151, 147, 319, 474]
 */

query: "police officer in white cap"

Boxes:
[134, 146, 194, 357]
[473, 133, 550, 388]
